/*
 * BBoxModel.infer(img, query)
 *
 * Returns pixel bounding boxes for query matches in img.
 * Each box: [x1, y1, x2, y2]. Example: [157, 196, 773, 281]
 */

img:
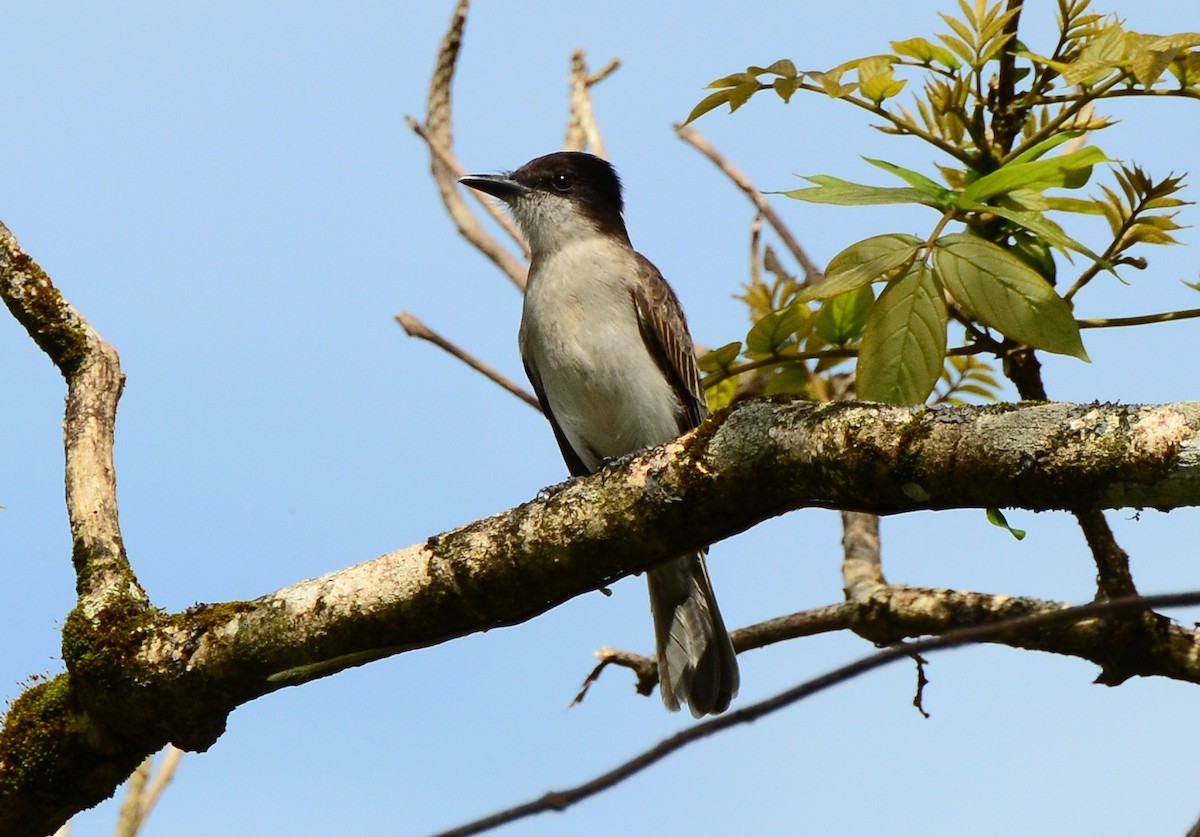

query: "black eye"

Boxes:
[550, 172, 572, 192]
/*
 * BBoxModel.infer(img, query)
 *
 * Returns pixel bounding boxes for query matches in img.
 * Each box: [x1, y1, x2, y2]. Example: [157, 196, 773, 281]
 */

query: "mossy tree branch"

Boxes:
[7, 208, 1200, 837]
[3, 383, 1200, 834]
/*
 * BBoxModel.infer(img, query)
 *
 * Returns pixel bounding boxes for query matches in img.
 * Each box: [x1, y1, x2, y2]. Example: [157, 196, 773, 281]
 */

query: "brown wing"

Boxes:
[630, 252, 707, 432]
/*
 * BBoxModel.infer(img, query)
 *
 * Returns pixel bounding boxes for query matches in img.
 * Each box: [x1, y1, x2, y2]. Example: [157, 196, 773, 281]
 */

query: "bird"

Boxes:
[459, 151, 739, 716]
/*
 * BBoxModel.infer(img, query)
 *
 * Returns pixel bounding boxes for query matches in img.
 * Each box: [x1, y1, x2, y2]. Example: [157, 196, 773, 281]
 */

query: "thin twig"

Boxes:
[841, 511, 884, 603]
[429, 590, 1200, 837]
[1076, 507, 1139, 602]
[407, 117, 529, 259]
[565, 50, 617, 157]
[674, 123, 824, 285]
[408, 117, 530, 287]
[748, 214, 762, 289]
[397, 312, 541, 411]
[415, 0, 528, 288]
[139, 745, 183, 823]
[570, 603, 858, 705]
[114, 757, 151, 837]
[1077, 307, 1200, 329]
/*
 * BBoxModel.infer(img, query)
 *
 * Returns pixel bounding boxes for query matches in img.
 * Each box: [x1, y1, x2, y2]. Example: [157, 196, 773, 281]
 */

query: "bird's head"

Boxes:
[460, 152, 629, 254]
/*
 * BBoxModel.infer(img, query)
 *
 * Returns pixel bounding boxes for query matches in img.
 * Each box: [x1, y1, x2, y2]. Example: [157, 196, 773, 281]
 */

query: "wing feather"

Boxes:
[629, 253, 707, 432]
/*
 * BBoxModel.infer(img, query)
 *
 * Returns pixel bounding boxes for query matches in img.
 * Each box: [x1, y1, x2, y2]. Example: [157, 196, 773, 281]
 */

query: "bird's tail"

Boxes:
[647, 552, 739, 717]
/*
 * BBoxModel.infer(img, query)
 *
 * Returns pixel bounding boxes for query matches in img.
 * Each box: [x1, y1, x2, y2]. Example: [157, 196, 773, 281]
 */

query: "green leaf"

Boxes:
[706, 71, 760, 88]
[773, 76, 803, 103]
[975, 202, 1104, 263]
[1007, 131, 1083, 165]
[986, 508, 1027, 540]
[933, 234, 1089, 360]
[864, 158, 952, 202]
[700, 341, 743, 410]
[685, 89, 734, 123]
[816, 284, 875, 344]
[698, 341, 743, 373]
[856, 262, 948, 405]
[958, 146, 1110, 203]
[1009, 230, 1057, 284]
[861, 75, 907, 102]
[891, 36, 961, 68]
[762, 365, 812, 397]
[803, 234, 922, 301]
[748, 59, 799, 77]
[1130, 41, 1176, 88]
[856, 55, 906, 103]
[807, 68, 857, 97]
[705, 377, 737, 411]
[1147, 33, 1200, 51]
[745, 304, 806, 358]
[782, 175, 941, 208]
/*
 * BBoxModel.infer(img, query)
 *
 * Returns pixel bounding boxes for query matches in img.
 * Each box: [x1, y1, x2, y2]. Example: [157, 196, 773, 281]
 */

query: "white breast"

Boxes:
[519, 237, 683, 472]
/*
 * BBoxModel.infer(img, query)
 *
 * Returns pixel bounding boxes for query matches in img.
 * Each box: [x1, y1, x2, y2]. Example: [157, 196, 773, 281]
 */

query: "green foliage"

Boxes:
[857, 263, 948, 404]
[933, 234, 1089, 359]
[934, 352, 1003, 405]
[693, 0, 1197, 407]
[986, 507, 1028, 540]
[816, 285, 875, 345]
[698, 341, 743, 410]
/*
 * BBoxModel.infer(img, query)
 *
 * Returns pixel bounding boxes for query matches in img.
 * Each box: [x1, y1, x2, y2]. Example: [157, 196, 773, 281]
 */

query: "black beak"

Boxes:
[459, 173, 523, 201]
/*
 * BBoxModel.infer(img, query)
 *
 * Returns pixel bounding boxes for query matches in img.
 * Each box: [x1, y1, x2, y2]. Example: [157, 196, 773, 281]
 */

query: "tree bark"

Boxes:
[3, 395, 1200, 835]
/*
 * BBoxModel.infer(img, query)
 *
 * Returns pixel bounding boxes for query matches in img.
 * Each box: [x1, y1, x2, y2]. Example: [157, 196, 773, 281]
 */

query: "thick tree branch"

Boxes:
[5, 397, 1200, 834]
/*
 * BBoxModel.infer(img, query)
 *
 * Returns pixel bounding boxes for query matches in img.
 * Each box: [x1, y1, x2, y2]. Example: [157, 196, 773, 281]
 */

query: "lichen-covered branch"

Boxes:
[0, 222, 144, 614]
[4, 397, 1200, 834]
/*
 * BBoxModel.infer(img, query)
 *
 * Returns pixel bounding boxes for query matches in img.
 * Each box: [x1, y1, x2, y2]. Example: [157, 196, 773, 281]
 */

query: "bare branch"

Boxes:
[414, 0, 528, 288]
[1077, 508, 1139, 601]
[430, 590, 1200, 837]
[139, 745, 183, 824]
[1078, 307, 1200, 329]
[748, 214, 762, 288]
[674, 123, 824, 285]
[396, 312, 540, 410]
[113, 757, 151, 837]
[841, 511, 884, 603]
[564, 50, 618, 156]
[571, 602, 857, 704]
[111, 743, 181, 837]
[0, 222, 144, 613]
[571, 647, 657, 705]
[407, 117, 529, 259]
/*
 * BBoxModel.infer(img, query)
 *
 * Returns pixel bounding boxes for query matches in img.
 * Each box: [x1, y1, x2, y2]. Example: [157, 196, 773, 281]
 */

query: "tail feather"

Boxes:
[647, 552, 739, 717]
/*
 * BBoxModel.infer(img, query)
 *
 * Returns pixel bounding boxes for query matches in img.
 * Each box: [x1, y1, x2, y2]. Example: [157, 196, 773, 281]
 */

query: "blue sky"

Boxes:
[3, 2, 1199, 835]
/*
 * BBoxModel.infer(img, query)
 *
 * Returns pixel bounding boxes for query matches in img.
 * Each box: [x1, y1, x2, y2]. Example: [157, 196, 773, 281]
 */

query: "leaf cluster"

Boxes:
[692, 0, 1197, 406]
